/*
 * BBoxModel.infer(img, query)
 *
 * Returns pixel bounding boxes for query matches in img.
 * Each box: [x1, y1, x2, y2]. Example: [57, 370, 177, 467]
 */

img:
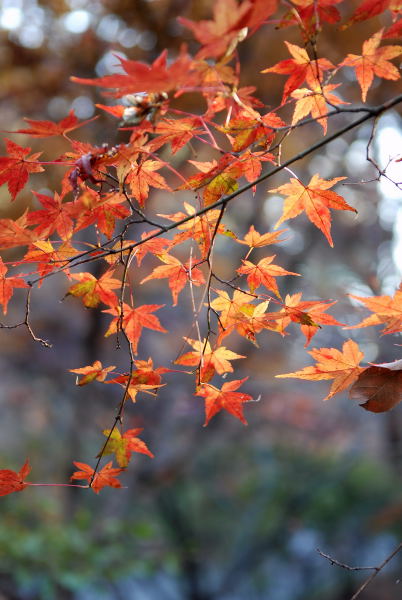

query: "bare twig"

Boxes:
[317, 541, 402, 600]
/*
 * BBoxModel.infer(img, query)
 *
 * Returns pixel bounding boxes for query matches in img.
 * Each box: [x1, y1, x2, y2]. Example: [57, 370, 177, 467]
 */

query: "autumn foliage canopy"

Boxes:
[1, 0, 402, 495]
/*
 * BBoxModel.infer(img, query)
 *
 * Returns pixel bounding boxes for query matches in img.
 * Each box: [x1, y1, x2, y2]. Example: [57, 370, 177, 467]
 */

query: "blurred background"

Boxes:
[0, 1, 402, 598]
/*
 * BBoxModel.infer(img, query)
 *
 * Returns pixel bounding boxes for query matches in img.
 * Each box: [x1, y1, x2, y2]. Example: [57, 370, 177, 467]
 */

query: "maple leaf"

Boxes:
[70, 189, 130, 239]
[269, 174, 355, 247]
[127, 159, 171, 208]
[175, 337, 245, 382]
[263, 292, 343, 346]
[178, 0, 277, 59]
[70, 360, 116, 386]
[0, 257, 29, 314]
[179, 154, 243, 207]
[276, 339, 365, 400]
[349, 362, 402, 413]
[237, 255, 299, 297]
[104, 302, 167, 354]
[235, 225, 287, 255]
[277, 0, 342, 36]
[147, 117, 203, 154]
[0, 139, 43, 200]
[347, 286, 402, 335]
[100, 428, 154, 467]
[140, 254, 205, 306]
[210, 289, 270, 344]
[67, 269, 121, 308]
[27, 191, 74, 241]
[291, 83, 348, 134]
[339, 29, 402, 102]
[133, 231, 172, 266]
[20, 240, 77, 281]
[105, 358, 174, 402]
[0, 459, 30, 497]
[9, 110, 95, 138]
[219, 111, 284, 152]
[0, 210, 37, 250]
[341, 0, 400, 29]
[196, 377, 252, 425]
[71, 48, 198, 96]
[159, 202, 227, 258]
[71, 461, 123, 494]
[261, 42, 334, 103]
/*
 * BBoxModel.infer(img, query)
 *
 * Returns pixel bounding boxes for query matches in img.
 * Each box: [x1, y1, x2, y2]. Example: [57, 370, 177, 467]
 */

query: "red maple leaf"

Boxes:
[178, 0, 277, 59]
[0, 257, 29, 314]
[262, 42, 334, 103]
[196, 377, 252, 425]
[104, 302, 167, 354]
[105, 358, 172, 402]
[0, 139, 43, 200]
[9, 110, 95, 138]
[70, 461, 124, 494]
[0, 459, 31, 497]
[27, 191, 74, 241]
[342, 0, 400, 29]
[71, 48, 198, 96]
[70, 189, 130, 239]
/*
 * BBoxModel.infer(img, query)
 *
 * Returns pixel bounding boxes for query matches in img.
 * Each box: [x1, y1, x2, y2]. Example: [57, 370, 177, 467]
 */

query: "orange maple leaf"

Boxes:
[235, 225, 287, 255]
[148, 117, 203, 154]
[262, 42, 334, 103]
[67, 269, 121, 308]
[21, 240, 76, 282]
[276, 339, 365, 400]
[269, 174, 355, 247]
[210, 289, 270, 344]
[0, 211, 37, 250]
[70, 461, 123, 494]
[196, 377, 252, 425]
[127, 159, 171, 208]
[291, 83, 348, 134]
[263, 292, 343, 346]
[175, 337, 245, 382]
[0, 459, 31, 497]
[70, 360, 116, 386]
[347, 286, 402, 335]
[237, 255, 299, 297]
[159, 202, 226, 259]
[104, 302, 167, 354]
[0, 139, 43, 200]
[100, 428, 154, 467]
[140, 254, 205, 306]
[0, 257, 29, 314]
[339, 29, 402, 101]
